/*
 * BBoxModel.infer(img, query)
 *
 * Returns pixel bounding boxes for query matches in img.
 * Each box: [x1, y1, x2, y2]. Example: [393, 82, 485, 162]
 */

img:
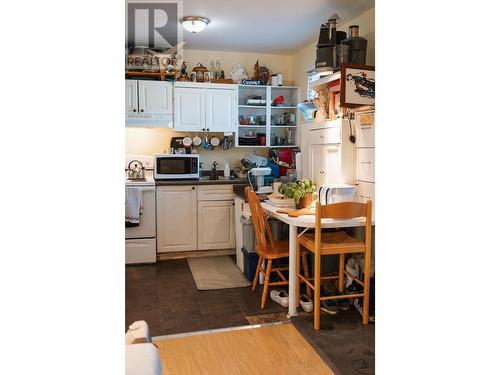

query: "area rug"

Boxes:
[154, 323, 334, 374]
[187, 256, 251, 290]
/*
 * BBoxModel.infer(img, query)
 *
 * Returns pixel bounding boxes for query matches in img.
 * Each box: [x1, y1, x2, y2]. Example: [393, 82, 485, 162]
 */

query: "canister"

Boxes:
[276, 73, 283, 86]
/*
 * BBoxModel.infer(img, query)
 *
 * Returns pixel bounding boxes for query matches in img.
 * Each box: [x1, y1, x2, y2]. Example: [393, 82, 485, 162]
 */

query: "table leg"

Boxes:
[287, 224, 298, 317]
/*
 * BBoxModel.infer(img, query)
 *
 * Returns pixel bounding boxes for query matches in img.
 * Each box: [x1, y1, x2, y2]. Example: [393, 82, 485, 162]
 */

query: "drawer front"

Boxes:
[356, 148, 375, 182]
[309, 126, 341, 145]
[197, 185, 234, 201]
[356, 181, 375, 218]
[126, 238, 156, 264]
[355, 112, 375, 147]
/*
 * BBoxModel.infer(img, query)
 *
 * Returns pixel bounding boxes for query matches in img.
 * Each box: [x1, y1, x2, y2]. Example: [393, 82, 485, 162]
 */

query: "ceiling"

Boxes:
[178, 0, 373, 54]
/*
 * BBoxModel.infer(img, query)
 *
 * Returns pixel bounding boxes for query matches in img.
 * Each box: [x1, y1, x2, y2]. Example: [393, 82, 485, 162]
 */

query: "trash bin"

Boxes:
[242, 247, 259, 281]
[240, 215, 256, 253]
[240, 215, 288, 253]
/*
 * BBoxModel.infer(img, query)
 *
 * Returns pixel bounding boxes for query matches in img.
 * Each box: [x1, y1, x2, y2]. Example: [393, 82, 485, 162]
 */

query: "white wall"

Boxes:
[125, 127, 267, 170]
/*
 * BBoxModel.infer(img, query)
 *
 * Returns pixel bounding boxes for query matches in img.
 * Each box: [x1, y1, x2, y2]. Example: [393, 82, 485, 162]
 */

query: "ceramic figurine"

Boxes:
[252, 60, 260, 80]
[259, 65, 270, 85]
[177, 61, 190, 81]
[314, 87, 329, 121]
[229, 64, 248, 83]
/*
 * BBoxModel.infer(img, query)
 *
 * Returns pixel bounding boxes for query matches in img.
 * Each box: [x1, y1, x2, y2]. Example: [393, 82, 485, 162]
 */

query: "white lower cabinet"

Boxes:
[234, 196, 245, 271]
[356, 180, 375, 218]
[156, 185, 197, 253]
[198, 200, 235, 250]
[156, 185, 235, 253]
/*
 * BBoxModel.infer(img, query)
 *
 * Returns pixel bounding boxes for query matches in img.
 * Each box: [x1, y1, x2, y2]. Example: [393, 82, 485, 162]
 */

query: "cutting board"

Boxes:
[276, 208, 315, 217]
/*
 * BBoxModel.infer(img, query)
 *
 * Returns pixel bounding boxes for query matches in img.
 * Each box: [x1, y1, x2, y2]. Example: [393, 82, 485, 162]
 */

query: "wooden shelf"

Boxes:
[311, 71, 341, 91]
[271, 106, 297, 109]
[238, 125, 266, 128]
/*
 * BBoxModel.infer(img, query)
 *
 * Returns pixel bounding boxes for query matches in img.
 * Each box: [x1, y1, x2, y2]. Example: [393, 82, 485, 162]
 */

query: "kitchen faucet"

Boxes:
[210, 161, 218, 180]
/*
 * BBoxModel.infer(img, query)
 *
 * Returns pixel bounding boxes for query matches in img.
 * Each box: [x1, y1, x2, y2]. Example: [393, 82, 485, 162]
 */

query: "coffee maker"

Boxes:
[315, 14, 347, 72]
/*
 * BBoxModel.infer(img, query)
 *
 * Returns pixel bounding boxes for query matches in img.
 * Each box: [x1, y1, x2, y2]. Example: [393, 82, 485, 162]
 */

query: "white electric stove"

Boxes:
[125, 155, 156, 264]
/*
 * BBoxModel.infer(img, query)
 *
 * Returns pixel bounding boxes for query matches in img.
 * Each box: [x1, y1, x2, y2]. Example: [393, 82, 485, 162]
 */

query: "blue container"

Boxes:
[242, 247, 259, 281]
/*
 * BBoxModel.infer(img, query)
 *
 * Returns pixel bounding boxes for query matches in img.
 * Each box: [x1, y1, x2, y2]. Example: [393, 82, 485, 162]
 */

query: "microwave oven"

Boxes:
[154, 154, 200, 180]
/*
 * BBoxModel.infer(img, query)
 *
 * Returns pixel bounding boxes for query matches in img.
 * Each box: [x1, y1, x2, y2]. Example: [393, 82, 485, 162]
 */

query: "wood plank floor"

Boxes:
[154, 323, 335, 375]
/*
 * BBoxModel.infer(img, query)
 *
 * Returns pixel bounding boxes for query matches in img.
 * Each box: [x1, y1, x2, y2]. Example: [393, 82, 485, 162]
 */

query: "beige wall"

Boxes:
[291, 6, 375, 179]
[126, 7, 374, 170]
[181, 49, 294, 86]
[125, 127, 267, 171]
[292, 6, 375, 102]
[126, 48, 292, 170]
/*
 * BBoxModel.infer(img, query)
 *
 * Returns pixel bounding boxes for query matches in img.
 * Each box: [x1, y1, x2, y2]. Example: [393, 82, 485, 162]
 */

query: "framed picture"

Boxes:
[340, 64, 375, 108]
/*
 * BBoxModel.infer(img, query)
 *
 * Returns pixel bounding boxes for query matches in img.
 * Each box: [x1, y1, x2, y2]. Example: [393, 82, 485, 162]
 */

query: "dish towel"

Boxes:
[126, 187, 143, 226]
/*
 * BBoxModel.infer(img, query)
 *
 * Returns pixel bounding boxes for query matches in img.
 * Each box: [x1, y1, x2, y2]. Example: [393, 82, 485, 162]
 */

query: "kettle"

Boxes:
[127, 160, 145, 180]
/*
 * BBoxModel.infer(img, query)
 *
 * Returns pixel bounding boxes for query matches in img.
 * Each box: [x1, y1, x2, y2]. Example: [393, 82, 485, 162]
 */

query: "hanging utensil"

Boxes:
[347, 109, 356, 143]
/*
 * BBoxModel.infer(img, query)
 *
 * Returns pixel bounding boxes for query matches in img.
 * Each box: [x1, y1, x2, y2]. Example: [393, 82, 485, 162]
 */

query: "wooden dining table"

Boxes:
[259, 201, 370, 317]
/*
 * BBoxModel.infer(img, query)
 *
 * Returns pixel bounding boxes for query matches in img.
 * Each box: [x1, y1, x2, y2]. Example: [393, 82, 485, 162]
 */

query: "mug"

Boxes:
[192, 135, 202, 147]
[210, 137, 220, 147]
[182, 136, 192, 147]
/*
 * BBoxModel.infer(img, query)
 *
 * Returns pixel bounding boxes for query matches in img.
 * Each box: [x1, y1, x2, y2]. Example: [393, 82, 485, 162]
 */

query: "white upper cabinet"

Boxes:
[174, 87, 206, 131]
[174, 83, 237, 132]
[125, 80, 138, 113]
[125, 79, 173, 128]
[205, 88, 236, 132]
[138, 81, 173, 115]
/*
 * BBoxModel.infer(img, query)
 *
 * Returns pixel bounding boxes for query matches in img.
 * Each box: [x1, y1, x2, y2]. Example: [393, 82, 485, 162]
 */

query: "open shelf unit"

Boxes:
[236, 85, 299, 148]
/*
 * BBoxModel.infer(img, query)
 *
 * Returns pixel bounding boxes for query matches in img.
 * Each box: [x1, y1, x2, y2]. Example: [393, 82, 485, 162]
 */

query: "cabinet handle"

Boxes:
[360, 195, 371, 199]
[206, 128, 210, 131]
[140, 109, 144, 112]
[192, 187, 195, 190]
[360, 161, 372, 164]
[133, 109, 137, 112]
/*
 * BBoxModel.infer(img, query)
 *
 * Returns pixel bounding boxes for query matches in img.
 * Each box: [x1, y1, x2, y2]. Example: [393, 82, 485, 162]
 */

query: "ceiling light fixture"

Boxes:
[180, 16, 210, 33]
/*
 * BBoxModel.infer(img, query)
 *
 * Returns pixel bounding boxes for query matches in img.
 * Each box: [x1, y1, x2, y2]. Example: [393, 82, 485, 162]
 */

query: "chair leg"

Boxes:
[260, 259, 273, 309]
[313, 252, 321, 330]
[362, 254, 371, 325]
[252, 256, 262, 291]
[338, 254, 345, 293]
[302, 253, 312, 298]
[296, 244, 301, 308]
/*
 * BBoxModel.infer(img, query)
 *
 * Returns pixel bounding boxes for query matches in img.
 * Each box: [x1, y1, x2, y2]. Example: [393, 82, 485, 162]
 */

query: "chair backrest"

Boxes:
[245, 187, 277, 255]
[315, 200, 372, 250]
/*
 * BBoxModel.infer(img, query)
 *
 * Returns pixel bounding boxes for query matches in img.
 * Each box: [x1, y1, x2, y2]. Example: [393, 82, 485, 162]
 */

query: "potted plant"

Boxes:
[278, 179, 316, 209]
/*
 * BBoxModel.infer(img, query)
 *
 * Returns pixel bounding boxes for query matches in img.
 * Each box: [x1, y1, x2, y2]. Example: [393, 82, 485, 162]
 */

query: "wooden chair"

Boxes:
[245, 187, 311, 309]
[297, 200, 372, 329]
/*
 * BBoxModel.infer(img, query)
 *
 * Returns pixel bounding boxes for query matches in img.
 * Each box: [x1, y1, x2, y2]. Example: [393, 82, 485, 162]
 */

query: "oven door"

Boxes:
[154, 156, 199, 179]
[125, 185, 156, 239]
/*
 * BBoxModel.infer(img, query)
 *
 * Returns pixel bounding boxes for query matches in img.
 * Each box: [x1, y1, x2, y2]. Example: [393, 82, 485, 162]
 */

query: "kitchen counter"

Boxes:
[233, 184, 268, 202]
[155, 177, 249, 186]
[233, 184, 248, 202]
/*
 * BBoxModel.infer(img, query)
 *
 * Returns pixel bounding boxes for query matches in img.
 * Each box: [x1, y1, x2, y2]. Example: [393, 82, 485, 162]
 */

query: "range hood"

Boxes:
[125, 113, 173, 128]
